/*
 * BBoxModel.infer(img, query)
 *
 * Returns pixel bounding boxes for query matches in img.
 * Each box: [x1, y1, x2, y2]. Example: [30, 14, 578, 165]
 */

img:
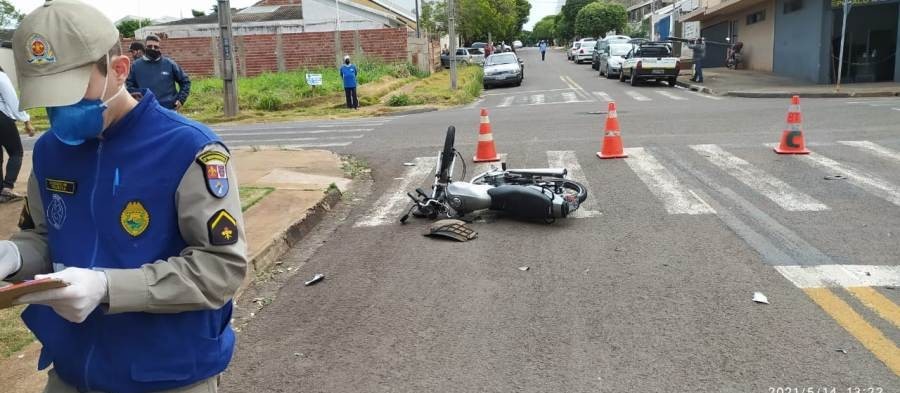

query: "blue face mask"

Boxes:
[46, 56, 125, 146]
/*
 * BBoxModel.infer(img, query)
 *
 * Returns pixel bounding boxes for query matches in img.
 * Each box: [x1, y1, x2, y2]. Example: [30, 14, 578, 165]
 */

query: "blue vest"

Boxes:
[22, 92, 235, 393]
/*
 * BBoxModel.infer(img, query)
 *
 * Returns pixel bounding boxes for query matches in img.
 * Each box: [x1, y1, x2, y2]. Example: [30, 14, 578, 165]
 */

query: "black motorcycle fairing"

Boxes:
[488, 185, 555, 219]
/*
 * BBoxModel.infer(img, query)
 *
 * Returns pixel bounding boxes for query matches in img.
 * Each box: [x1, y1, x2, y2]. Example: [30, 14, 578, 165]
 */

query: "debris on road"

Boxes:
[824, 175, 847, 180]
[425, 219, 477, 242]
[403, 162, 416, 166]
[518, 266, 529, 271]
[836, 349, 848, 354]
[752, 292, 770, 304]
[305, 274, 325, 286]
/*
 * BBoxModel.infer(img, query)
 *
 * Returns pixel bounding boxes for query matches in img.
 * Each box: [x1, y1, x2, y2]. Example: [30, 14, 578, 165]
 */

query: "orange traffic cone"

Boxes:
[474, 108, 500, 162]
[597, 102, 628, 159]
[774, 95, 810, 154]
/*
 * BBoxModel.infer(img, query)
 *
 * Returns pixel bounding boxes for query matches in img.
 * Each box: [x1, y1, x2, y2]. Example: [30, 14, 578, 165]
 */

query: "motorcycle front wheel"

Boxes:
[438, 126, 456, 184]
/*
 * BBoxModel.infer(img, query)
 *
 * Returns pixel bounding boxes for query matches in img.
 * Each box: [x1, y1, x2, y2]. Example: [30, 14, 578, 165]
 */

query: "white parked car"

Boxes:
[619, 42, 681, 86]
[573, 40, 596, 64]
[598, 43, 632, 78]
[513, 40, 523, 49]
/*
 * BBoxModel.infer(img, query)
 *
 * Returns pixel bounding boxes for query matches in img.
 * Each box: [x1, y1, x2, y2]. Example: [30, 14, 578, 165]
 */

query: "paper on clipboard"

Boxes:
[0, 278, 68, 309]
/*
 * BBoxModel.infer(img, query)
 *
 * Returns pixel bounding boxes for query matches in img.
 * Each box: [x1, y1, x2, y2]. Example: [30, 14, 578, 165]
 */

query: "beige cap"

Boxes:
[13, 0, 119, 110]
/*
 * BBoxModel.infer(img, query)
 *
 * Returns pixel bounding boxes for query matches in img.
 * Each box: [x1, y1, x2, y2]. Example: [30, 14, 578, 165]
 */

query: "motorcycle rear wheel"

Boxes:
[559, 180, 588, 205]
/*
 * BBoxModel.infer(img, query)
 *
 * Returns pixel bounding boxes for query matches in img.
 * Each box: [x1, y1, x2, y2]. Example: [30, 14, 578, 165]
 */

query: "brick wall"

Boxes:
[120, 27, 409, 78]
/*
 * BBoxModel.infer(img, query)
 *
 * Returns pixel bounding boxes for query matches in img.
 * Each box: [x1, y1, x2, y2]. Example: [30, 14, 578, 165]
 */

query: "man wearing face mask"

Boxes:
[126, 35, 192, 111]
[0, 1, 247, 392]
[340, 55, 359, 110]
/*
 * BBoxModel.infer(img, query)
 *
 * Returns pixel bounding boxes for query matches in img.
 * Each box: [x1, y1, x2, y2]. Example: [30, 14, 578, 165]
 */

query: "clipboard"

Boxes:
[0, 278, 68, 309]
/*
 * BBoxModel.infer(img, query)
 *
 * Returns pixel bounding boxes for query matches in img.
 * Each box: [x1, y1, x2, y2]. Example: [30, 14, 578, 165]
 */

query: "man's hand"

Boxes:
[24, 121, 35, 137]
[0, 241, 21, 280]
[174, 100, 182, 111]
[15, 267, 109, 323]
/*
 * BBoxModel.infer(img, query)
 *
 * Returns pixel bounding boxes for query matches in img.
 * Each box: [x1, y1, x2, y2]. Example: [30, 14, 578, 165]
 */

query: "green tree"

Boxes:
[192, 9, 206, 17]
[116, 19, 154, 38]
[0, 0, 23, 28]
[513, 0, 531, 37]
[532, 15, 556, 42]
[559, 0, 593, 40]
[420, 0, 448, 37]
[574, 2, 627, 39]
[457, 0, 517, 44]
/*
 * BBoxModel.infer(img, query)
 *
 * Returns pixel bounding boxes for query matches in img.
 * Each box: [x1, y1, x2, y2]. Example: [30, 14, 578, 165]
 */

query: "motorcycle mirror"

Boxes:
[502, 162, 507, 171]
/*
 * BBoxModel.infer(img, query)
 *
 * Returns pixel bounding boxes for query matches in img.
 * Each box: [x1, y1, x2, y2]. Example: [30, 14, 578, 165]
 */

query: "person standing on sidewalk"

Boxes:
[485, 41, 494, 58]
[0, 66, 35, 203]
[126, 34, 192, 110]
[341, 55, 359, 110]
[0, 1, 247, 392]
[128, 41, 144, 61]
[539, 40, 548, 61]
[688, 37, 706, 83]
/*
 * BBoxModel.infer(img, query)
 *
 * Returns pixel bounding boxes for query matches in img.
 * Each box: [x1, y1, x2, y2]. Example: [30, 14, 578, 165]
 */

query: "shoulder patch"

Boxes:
[196, 150, 230, 199]
[208, 209, 239, 246]
[18, 198, 35, 230]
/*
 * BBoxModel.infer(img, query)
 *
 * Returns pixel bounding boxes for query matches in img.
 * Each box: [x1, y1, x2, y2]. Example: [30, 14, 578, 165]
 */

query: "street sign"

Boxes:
[306, 73, 323, 86]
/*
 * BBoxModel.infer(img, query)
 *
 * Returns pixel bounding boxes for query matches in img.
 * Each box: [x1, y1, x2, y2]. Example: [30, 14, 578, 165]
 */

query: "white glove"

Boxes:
[0, 240, 22, 280]
[15, 267, 109, 323]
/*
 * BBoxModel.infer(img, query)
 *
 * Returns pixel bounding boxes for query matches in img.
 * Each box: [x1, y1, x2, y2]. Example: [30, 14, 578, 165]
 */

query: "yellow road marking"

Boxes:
[847, 286, 900, 329]
[804, 288, 900, 376]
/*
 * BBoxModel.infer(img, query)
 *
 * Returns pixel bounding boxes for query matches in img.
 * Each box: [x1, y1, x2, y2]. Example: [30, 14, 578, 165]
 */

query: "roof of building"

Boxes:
[156, 5, 302, 26]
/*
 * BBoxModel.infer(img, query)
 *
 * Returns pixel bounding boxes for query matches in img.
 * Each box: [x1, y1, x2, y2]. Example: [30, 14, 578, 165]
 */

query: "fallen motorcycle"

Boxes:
[400, 126, 588, 223]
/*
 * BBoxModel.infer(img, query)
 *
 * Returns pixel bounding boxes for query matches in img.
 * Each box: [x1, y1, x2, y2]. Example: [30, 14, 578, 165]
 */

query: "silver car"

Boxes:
[598, 43, 632, 78]
[483, 53, 524, 88]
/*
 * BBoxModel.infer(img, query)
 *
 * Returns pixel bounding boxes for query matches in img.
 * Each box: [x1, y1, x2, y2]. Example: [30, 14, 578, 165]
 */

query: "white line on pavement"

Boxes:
[354, 156, 438, 227]
[561, 92, 578, 103]
[655, 90, 687, 101]
[838, 140, 900, 164]
[471, 154, 508, 179]
[593, 91, 613, 102]
[690, 144, 828, 211]
[624, 90, 651, 102]
[530, 94, 545, 105]
[560, 75, 593, 101]
[484, 88, 573, 96]
[774, 265, 900, 288]
[547, 151, 601, 218]
[624, 147, 715, 215]
[766, 144, 900, 207]
[257, 142, 353, 148]
[213, 122, 385, 132]
[224, 135, 365, 144]
[217, 128, 373, 137]
[498, 96, 515, 107]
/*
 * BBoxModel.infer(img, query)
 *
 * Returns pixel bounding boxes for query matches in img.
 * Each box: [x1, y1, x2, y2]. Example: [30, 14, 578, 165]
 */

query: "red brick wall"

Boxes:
[120, 28, 409, 78]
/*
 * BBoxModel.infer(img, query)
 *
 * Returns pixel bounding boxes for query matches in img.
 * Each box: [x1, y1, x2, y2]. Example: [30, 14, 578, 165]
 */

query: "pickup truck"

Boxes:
[619, 42, 681, 87]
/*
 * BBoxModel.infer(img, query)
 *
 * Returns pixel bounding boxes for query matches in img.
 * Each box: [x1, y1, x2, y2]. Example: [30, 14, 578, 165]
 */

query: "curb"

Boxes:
[726, 90, 899, 99]
[379, 107, 439, 117]
[234, 188, 343, 301]
[676, 81, 717, 95]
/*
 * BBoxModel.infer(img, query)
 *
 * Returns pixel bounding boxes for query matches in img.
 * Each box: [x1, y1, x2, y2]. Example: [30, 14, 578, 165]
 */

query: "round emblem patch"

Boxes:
[120, 201, 150, 237]
[46, 194, 67, 230]
[26, 34, 56, 65]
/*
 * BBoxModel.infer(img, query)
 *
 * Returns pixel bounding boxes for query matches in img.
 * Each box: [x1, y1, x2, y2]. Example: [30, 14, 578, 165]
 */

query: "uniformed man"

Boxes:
[0, 1, 247, 392]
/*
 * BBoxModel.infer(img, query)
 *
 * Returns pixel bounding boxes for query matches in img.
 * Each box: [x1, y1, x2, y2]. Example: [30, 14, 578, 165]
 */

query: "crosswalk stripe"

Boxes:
[224, 135, 364, 144]
[691, 144, 828, 211]
[261, 142, 353, 148]
[679, 88, 724, 100]
[547, 151, 601, 218]
[354, 156, 438, 227]
[775, 265, 900, 288]
[217, 128, 372, 137]
[530, 94, 545, 105]
[838, 140, 900, 164]
[498, 96, 515, 107]
[470, 154, 508, 180]
[624, 90, 651, 102]
[776, 146, 900, 207]
[655, 90, 687, 100]
[623, 147, 715, 215]
[561, 92, 578, 103]
[593, 91, 613, 102]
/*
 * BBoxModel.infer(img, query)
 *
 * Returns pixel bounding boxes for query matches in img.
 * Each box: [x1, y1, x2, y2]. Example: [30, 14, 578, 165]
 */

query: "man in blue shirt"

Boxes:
[127, 35, 192, 111]
[0, 1, 247, 392]
[340, 55, 359, 110]
[539, 40, 548, 61]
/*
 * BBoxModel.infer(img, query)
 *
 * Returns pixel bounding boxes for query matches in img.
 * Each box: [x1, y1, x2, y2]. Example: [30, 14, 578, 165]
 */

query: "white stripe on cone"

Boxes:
[478, 133, 494, 142]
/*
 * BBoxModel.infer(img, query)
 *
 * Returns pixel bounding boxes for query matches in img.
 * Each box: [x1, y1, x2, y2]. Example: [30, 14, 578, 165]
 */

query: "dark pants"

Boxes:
[693, 59, 704, 82]
[541, 51, 546, 61]
[344, 88, 359, 109]
[0, 114, 23, 190]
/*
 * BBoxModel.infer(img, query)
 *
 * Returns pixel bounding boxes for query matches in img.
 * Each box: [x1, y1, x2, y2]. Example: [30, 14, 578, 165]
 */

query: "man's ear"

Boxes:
[110, 55, 131, 83]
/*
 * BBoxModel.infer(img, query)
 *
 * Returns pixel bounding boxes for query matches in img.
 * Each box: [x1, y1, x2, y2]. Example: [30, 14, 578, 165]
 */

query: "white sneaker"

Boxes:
[0, 188, 23, 203]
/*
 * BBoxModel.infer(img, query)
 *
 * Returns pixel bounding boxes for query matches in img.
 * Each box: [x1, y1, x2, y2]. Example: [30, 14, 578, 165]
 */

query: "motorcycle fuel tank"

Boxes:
[446, 182, 493, 213]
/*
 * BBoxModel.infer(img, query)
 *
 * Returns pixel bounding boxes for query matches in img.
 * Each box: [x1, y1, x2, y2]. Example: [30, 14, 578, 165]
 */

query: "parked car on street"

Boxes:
[513, 40, 523, 49]
[573, 40, 596, 64]
[471, 42, 487, 50]
[441, 48, 482, 68]
[592, 35, 631, 69]
[619, 42, 680, 86]
[483, 52, 524, 88]
[597, 43, 632, 78]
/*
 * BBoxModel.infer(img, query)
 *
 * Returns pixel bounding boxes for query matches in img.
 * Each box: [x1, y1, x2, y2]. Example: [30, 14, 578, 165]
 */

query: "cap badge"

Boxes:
[27, 34, 56, 64]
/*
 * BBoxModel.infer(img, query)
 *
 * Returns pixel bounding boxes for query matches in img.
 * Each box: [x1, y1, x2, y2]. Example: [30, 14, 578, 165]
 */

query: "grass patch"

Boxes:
[341, 155, 371, 178]
[0, 305, 33, 358]
[239, 186, 275, 212]
[404, 66, 483, 106]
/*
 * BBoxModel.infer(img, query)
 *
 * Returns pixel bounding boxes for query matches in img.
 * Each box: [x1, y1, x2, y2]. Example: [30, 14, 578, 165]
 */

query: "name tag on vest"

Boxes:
[45, 179, 77, 195]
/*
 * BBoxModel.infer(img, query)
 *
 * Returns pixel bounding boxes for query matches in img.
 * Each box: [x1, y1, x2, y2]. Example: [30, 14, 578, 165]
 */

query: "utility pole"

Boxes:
[335, 0, 343, 67]
[414, 0, 420, 38]
[217, 0, 238, 117]
[448, 0, 457, 90]
[835, 0, 851, 92]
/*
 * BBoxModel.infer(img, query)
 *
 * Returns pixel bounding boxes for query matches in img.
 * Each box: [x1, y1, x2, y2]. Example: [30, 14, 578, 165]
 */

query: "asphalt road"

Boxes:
[221, 48, 900, 392]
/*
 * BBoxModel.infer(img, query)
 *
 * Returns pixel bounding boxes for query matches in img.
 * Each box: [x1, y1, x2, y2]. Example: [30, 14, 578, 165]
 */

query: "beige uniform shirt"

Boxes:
[9, 144, 248, 313]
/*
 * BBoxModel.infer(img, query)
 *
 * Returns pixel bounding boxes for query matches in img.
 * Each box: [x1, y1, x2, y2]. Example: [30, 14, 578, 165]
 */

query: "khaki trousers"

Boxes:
[44, 369, 218, 393]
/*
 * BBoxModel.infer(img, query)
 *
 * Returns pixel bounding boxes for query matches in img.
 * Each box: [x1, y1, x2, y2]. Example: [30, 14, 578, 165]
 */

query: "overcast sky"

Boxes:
[11, 0, 556, 30]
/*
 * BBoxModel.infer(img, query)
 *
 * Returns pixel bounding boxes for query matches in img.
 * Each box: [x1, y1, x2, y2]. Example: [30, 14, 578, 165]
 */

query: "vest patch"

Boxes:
[18, 198, 35, 230]
[120, 201, 150, 237]
[196, 150, 230, 199]
[46, 194, 67, 230]
[208, 209, 238, 246]
[45, 179, 76, 195]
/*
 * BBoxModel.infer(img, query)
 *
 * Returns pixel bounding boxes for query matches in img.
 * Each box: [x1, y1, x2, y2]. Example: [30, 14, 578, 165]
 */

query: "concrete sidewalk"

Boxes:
[0, 147, 351, 393]
[678, 67, 900, 98]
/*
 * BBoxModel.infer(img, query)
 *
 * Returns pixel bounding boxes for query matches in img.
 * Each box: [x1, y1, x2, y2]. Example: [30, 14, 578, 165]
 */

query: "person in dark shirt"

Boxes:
[126, 35, 191, 110]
